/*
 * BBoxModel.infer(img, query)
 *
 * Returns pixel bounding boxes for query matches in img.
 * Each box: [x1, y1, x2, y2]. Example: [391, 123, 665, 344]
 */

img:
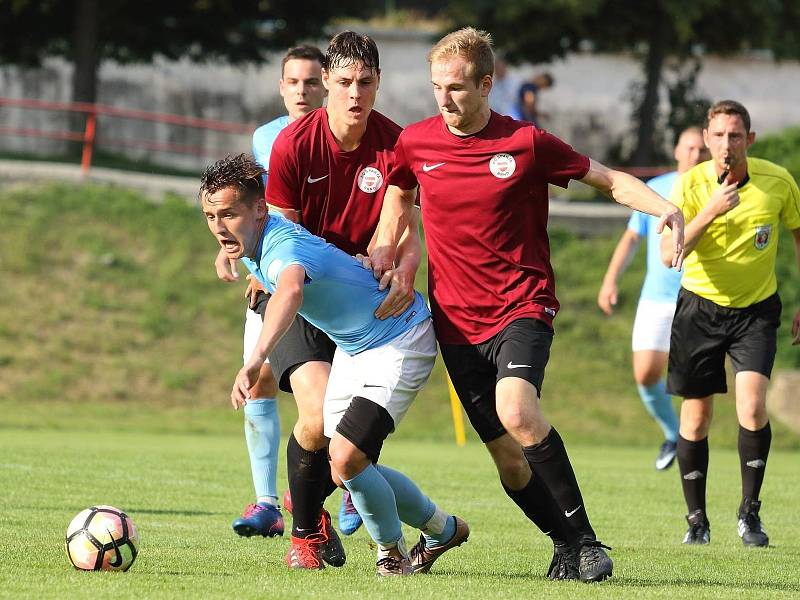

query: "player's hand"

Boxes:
[792, 309, 800, 346]
[708, 181, 740, 217]
[374, 265, 415, 320]
[597, 282, 618, 316]
[215, 248, 239, 282]
[355, 253, 374, 274]
[656, 206, 685, 270]
[231, 363, 260, 409]
[368, 246, 395, 280]
[244, 274, 266, 309]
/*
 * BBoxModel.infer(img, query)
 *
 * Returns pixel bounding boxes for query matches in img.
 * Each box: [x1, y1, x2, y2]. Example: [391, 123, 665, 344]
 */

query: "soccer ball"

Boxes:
[65, 505, 139, 571]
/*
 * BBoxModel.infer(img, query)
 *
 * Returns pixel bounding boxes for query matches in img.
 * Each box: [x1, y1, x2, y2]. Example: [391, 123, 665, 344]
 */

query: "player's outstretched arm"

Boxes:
[598, 228, 641, 316]
[580, 159, 684, 269]
[231, 265, 305, 408]
[369, 185, 417, 278]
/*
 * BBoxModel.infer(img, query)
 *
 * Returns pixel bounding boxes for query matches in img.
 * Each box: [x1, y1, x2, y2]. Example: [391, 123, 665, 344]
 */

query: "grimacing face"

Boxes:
[703, 113, 755, 174]
[280, 58, 326, 121]
[431, 55, 491, 134]
[201, 187, 266, 260]
[323, 60, 379, 128]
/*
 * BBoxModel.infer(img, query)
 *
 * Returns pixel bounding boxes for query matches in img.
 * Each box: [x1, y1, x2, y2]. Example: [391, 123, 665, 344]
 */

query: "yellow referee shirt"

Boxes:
[670, 157, 800, 307]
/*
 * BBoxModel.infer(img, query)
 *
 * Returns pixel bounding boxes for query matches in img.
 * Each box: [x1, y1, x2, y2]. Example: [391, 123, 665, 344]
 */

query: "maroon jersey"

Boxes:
[387, 112, 590, 344]
[267, 108, 402, 256]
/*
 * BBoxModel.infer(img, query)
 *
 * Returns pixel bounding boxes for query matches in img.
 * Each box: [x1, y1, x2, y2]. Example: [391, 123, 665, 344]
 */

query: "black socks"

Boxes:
[286, 432, 331, 536]
[677, 435, 709, 513]
[738, 422, 771, 510]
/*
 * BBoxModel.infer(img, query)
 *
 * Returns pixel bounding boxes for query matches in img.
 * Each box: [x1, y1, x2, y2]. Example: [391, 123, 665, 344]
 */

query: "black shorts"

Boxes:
[251, 290, 270, 314]
[667, 288, 781, 398]
[266, 314, 336, 393]
[335, 397, 395, 463]
[440, 318, 553, 444]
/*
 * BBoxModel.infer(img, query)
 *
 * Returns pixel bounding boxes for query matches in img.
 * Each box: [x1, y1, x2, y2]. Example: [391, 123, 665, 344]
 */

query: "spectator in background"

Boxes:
[518, 72, 554, 127]
[488, 57, 521, 118]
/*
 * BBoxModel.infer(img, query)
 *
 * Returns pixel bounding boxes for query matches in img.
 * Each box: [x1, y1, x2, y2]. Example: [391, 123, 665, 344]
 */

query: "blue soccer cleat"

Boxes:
[232, 502, 284, 538]
[338, 491, 363, 536]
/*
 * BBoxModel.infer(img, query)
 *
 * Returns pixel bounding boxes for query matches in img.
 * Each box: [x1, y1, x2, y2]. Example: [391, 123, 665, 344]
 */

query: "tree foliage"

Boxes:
[0, 0, 360, 102]
[444, 0, 800, 164]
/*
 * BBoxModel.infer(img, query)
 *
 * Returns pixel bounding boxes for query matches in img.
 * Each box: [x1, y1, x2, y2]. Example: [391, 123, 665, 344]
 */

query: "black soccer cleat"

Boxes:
[546, 540, 579, 580]
[318, 509, 346, 567]
[738, 498, 769, 547]
[577, 539, 612, 583]
[682, 509, 710, 544]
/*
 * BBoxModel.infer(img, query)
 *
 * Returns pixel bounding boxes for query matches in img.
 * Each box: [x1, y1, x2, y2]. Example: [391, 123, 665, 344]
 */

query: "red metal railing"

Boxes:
[0, 96, 254, 174]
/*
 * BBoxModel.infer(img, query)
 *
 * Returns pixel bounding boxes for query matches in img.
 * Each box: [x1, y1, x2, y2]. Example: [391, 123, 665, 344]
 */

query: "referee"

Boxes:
[661, 100, 800, 547]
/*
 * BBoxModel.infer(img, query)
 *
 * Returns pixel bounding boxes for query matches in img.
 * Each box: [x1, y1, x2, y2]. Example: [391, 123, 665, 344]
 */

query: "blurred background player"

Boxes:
[200, 153, 468, 576]
[517, 72, 554, 127]
[661, 100, 800, 546]
[488, 56, 520, 118]
[214, 45, 344, 538]
[597, 127, 707, 470]
[263, 31, 421, 568]
[372, 27, 685, 583]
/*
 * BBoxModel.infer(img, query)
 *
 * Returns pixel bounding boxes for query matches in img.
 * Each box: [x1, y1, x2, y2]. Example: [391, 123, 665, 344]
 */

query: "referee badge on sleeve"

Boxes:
[754, 225, 772, 250]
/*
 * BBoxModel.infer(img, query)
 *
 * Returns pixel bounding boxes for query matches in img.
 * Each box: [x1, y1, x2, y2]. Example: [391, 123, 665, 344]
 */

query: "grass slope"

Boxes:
[1, 182, 799, 447]
[1, 428, 799, 599]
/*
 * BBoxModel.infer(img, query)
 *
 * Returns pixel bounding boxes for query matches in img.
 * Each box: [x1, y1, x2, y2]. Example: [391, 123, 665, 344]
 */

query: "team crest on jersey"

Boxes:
[357, 167, 383, 193]
[754, 224, 772, 250]
[489, 153, 516, 179]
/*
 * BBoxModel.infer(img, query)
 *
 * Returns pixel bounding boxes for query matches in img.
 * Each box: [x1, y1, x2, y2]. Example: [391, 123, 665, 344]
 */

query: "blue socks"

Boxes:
[637, 381, 679, 442]
[243, 398, 280, 502]
[342, 464, 403, 546]
[343, 463, 455, 549]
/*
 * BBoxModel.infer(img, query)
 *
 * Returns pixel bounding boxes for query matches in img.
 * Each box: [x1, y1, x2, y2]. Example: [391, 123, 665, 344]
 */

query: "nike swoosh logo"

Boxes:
[564, 505, 582, 518]
[307, 174, 329, 183]
[106, 529, 124, 568]
[363, 384, 385, 389]
[422, 162, 445, 172]
[507, 361, 532, 369]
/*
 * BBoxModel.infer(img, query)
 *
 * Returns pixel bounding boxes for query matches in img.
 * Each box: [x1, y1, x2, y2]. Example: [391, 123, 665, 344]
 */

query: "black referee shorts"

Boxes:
[440, 318, 553, 443]
[667, 288, 781, 398]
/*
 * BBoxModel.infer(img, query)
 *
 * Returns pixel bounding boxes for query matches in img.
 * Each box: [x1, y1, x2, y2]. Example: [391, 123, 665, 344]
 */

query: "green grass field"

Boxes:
[2, 422, 800, 599]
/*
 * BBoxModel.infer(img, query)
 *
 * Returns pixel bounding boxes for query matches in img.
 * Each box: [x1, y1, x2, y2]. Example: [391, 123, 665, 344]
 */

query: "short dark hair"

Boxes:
[281, 45, 325, 77]
[325, 31, 379, 73]
[199, 154, 265, 206]
[706, 100, 751, 133]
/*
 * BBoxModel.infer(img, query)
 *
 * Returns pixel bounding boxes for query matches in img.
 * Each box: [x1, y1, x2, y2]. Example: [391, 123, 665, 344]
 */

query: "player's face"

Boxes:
[673, 130, 708, 173]
[323, 61, 380, 128]
[431, 56, 491, 134]
[280, 58, 326, 121]
[201, 187, 266, 260]
[703, 114, 755, 172]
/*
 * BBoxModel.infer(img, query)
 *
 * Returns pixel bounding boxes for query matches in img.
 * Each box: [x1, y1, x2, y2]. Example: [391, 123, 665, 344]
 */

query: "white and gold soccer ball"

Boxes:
[65, 505, 139, 571]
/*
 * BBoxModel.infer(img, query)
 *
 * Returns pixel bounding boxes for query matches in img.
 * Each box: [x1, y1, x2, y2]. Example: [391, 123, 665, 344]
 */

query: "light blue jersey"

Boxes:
[627, 171, 683, 303]
[241, 215, 430, 355]
[252, 115, 290, 182]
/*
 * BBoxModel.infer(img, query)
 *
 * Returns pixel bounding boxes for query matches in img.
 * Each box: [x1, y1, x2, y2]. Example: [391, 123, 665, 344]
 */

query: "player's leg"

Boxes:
[631, 300, 680, 470]
[728, 293, 780, 547]
[441, 326, 580, 581]
[667, 289, 728, 544]
[232, 300, 283, 537]
[490, 319, 611, 583]
[269, 316, 343, 568]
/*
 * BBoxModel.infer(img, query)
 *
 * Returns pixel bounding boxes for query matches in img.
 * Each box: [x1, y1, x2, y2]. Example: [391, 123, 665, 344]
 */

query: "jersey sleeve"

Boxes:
[780, 173, 800, 230]
[386, 134, 419, 190]
[263, 240, 321, 291]
[265, 132, 300, 211]
[627, 210, 648, 236]
[532, 130, 590, 188]
[669, 177, 699, 224]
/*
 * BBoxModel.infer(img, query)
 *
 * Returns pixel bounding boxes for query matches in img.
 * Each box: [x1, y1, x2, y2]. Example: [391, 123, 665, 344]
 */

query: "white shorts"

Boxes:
[243, 307, 269, 365]
[323, 319, 437, 439]
[631, 299, 677, 353]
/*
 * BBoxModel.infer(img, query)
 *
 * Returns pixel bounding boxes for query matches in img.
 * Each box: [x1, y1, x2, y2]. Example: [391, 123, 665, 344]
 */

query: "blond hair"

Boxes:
[428, 27, 494, 84]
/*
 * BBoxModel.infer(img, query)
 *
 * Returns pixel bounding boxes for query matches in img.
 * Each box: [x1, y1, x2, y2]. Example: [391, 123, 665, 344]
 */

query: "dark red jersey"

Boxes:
[387, 111, 590, 344]
[266, 108, 402, 256]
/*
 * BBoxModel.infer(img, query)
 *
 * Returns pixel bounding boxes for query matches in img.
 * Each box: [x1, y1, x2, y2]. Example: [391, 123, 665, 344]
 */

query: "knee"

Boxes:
[634, 368, 662, 387]
[681, 406, 712, 438]
[294, 417, 325, 448]
[329, 439, 368, 481]
[251, 373, 278, 399]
